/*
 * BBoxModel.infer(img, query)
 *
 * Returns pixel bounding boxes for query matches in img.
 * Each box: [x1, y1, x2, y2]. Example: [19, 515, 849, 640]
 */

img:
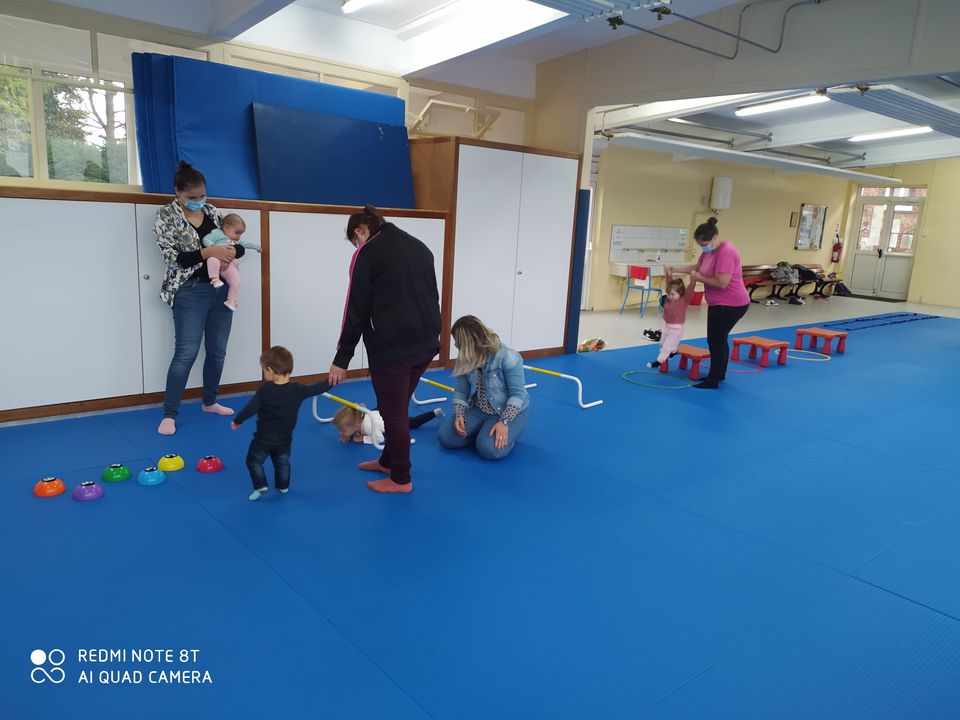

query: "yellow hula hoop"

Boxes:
[775, 348, 831, 362]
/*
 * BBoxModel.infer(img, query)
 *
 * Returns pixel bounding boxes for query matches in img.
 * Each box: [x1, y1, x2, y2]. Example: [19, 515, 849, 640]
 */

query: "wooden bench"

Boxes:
[741, 264, 779, 303]
[658, 344, 711, 379]
[793, 264, 841, 299]
[795, 327, 848, 354]
[731, 336, 790, 367]
[742, 263, 841, 303]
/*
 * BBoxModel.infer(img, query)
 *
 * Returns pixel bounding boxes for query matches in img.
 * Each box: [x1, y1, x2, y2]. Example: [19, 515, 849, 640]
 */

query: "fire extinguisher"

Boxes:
[831, 231, 843, 264]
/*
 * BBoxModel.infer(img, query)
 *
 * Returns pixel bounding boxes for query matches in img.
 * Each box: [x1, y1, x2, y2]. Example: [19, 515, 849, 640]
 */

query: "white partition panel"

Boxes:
[0, 198, 143, 409]
[136, 205, 263, 394]
[269, 212, 359, 375]
[512, 153, 579, 351]
[452, 145, 524, 351]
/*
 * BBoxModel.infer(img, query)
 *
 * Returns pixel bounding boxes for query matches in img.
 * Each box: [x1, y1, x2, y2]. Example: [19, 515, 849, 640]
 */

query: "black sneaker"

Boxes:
[646, 360, 661, 369]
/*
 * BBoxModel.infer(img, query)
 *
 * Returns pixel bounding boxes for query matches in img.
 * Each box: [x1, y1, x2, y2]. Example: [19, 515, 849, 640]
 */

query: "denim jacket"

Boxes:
[453, 346, 530, 416]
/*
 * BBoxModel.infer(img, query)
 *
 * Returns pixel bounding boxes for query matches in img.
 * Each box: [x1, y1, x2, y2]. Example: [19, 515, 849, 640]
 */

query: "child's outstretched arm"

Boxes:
[232, 388, 263, 429]
[238, 238, 262, 252]
[298, 380, 332, 400]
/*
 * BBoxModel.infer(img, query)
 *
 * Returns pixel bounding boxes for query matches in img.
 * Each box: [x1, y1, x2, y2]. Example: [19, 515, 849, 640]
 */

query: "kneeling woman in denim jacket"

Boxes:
[438, 315, 530, 460]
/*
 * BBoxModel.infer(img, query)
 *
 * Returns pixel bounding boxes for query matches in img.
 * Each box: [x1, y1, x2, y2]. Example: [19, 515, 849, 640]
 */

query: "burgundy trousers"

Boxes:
[368, 349, 436, 484]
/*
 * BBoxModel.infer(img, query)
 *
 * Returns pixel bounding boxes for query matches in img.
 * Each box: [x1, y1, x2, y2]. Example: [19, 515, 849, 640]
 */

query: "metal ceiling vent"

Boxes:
[534, 1, 669, 20]
[827, 84, 960, 139]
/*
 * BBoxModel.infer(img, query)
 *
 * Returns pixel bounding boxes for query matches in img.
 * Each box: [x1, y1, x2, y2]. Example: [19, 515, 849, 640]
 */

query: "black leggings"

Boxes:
[705, 304, 749, 382]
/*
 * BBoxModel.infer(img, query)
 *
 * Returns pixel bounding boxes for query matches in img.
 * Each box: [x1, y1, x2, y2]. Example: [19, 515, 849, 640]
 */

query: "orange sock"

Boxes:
[367, 478, 412, 494]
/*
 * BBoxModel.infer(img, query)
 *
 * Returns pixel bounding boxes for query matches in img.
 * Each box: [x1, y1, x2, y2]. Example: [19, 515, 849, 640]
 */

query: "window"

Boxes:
[41, 72, 131, 184]
[0, 64, 32, 177]
[859, 185, 927, 199]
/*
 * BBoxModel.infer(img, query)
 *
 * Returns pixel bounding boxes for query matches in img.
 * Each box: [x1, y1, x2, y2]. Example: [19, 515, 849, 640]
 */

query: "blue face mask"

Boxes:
[700, 243, 715, 253]
[182, 197, 206, 212]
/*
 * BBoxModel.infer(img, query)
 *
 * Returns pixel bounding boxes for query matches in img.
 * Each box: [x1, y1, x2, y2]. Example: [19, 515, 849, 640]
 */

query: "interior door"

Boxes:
[512, 152, 579, 351]
[847, 202, 886, 296]
[847, 200, 919, 299]
[451, 144, 523, 353]
[876, 203, 919, 299]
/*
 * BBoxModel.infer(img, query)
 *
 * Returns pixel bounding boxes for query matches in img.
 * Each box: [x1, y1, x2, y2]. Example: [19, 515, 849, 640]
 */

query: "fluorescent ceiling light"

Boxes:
[667, 117, 696, 125]
[848, 126, 934, 142]
[605, 131, 902, 183]
[341, 0, 380, 14]
[735, 94, 829, 117]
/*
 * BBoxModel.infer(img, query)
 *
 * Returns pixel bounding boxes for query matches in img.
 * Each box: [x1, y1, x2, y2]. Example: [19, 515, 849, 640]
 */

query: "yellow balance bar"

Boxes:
[524, 365, 564, 378]
[322, 392, 366, 412]
[421, 377, 454, 392]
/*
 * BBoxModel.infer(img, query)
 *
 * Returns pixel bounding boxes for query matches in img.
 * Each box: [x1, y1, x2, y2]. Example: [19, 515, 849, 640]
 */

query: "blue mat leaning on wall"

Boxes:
[132, 53, 413, 205]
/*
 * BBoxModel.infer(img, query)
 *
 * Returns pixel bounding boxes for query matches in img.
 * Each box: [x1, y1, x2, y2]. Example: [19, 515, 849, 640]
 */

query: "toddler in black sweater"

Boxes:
[232, 346, 329, 501]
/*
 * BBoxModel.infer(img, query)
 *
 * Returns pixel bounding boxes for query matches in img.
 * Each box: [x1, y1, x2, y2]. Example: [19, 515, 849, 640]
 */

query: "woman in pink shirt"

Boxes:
[679, 217, 750, 389]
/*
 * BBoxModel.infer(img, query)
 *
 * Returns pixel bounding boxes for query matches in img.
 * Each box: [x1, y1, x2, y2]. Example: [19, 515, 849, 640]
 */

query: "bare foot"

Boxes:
[367, 478, 412, 494]
[357, 459, 390, 473]
[158, 418, 176, 435]
[202, 403, 234, 416]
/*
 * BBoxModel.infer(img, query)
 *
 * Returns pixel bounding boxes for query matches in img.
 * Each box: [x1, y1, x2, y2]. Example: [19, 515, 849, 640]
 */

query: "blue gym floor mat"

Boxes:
[828, 400, 960, 476]
[161, 397, 656, 617]
[4, 620, 433, 720]
[657, 437, 960, 573]
[0, 469, 323, 718]
[4, 313, 960, 718]
[330, 496, 842, 720]
[854, 510, 960, 620]
[636, 577, 960, 720]
[1, 415, 146, 485]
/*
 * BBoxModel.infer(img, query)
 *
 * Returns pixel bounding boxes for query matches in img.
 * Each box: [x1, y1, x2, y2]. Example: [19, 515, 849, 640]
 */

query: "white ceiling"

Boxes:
[604, 74, 960, 171]
[293, 0, 453, 30]
[35, 0, 960, 167]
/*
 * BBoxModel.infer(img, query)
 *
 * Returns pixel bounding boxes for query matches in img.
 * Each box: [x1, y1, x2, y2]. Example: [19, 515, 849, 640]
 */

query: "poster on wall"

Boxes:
[795, 203, 827, 250]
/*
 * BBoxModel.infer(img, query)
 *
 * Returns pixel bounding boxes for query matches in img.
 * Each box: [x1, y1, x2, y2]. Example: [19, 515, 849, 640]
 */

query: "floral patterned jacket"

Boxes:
[154, 200, 223, 306]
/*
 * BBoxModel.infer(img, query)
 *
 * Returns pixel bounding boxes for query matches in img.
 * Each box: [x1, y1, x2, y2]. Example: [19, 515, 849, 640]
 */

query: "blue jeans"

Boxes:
[246, 438, 292, 491]
[438, 406, 529, 460]
[162, 279, 234, 418]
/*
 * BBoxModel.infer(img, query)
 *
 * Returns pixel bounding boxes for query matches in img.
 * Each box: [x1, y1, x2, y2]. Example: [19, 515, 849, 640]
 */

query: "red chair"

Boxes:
[619, 266, 662, 317]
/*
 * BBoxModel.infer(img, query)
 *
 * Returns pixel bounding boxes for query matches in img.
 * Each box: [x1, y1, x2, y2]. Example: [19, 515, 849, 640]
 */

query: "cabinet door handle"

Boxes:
[517, 270, 523, 275]
[143, 274, 150, 280]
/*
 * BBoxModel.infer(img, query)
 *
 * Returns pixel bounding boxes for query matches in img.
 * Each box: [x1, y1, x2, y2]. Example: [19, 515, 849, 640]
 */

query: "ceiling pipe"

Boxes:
[608, 0, 831, 62]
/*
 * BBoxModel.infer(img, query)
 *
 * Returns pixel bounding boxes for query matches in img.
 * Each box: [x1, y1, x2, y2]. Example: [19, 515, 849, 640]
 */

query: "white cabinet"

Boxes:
[450, 144, 578, 353]
[513, 152, 580, 350]
[2, 195, 445, 415]
[0, 198, 144, 410]
[136, 204, 263, 394]
[269, 212, 362, 376]
[269, 211, 447, 375]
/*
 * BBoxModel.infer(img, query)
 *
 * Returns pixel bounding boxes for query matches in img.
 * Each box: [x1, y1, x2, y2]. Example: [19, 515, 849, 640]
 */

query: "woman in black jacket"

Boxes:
[328, 206, 441, 493]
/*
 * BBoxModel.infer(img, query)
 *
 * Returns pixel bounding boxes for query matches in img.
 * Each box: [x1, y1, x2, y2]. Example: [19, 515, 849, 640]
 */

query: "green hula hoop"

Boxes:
[775, 348, 831, 362]
[622, 370, 693, 389]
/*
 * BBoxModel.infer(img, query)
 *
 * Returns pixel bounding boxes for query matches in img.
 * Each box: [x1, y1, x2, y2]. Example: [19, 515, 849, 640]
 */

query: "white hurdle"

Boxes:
[410, 377, 452, 405]
[523, 365, 603, 409]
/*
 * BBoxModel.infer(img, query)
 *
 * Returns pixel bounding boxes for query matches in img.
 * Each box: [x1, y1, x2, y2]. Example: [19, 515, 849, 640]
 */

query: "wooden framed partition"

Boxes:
[0, 187, 446, 422]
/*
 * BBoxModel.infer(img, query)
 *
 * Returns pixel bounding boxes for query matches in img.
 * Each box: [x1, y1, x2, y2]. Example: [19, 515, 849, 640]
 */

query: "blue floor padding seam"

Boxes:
[650, 484, 951, 584]
[323, 619, 441, 720]
[810, 432, 960, 479]
[848, 575, 960, 624]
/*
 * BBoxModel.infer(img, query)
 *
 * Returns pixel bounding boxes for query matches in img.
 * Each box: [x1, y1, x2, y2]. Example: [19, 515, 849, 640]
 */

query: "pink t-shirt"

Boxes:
[697, 240, 750, 307]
